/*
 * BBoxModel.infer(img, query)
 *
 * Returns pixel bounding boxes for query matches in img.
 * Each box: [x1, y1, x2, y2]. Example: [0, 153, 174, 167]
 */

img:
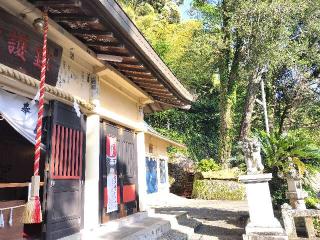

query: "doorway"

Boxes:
[0, 119, 45, 240]
[100, 122, 138, 223]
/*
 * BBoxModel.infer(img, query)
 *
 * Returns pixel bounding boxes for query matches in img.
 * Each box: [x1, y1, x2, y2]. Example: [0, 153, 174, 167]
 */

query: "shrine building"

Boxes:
[0, 1, 193, 239]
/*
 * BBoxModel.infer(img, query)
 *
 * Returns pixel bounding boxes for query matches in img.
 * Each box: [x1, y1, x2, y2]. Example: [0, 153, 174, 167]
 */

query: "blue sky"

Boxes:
[179, 0, 193, 21]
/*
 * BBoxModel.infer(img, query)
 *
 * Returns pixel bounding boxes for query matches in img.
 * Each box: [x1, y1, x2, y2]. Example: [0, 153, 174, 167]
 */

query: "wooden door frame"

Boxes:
[42, 101, 86, 239]
[99, 121, 139, 223]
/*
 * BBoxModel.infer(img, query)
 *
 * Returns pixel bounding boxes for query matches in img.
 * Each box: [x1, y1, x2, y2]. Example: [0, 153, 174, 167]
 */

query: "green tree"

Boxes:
[192, 0, 320, 167]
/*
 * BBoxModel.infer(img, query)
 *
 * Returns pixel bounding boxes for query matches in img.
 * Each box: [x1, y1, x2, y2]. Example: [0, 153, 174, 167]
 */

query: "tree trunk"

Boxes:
[218, 94, 234, 169]
[260, 79, 270, 134]
[217, 3, 242, 168]
[218, 46, 240, 168]
[239, 68, 263, 141]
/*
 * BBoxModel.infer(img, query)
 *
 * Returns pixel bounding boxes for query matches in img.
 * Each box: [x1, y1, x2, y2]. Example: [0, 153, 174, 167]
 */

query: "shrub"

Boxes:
[314, 218, 320, 237]
[305, 197, 320, 209]
[197, 158, 221, 172]
[192, 179, 246, 200]
[258, 131, 320, 208]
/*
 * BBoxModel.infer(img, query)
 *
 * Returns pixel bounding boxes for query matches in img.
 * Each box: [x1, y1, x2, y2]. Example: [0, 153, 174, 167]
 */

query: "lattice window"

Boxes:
[50, 124, 83, 179]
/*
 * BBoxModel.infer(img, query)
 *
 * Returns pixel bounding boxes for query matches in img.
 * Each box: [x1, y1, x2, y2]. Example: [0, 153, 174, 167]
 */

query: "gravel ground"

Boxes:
[153, 194, 249, 240]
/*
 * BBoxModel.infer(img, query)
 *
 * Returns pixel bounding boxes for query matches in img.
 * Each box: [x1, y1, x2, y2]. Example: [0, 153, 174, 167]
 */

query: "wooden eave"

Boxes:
[30, 0, 194, 113]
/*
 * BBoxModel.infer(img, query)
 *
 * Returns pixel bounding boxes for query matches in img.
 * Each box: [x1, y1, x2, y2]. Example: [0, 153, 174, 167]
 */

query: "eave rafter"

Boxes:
[33, 0, 82, 8]
[50, 14, 100, 24]
[31, 0, 191, 111]
[113, 63, 145, 71]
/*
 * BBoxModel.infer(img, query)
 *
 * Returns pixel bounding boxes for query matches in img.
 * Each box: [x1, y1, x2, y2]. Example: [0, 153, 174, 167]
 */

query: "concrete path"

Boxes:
[152, 194, 249, 240]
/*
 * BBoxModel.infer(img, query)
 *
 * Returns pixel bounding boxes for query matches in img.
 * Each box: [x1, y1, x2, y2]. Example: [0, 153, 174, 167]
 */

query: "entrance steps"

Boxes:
[63, 209, 201, 240]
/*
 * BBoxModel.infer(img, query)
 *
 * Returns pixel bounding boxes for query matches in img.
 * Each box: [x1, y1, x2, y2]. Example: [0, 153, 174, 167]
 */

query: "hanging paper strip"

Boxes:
[9, 208, 13, 227]
[106, 136, 118, 213]
[0, 210, 4, 228]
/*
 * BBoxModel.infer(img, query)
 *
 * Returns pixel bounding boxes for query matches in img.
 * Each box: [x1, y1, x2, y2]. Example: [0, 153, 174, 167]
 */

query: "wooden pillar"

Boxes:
[136, 131, 148, 211]
[83, 114, 100, 230]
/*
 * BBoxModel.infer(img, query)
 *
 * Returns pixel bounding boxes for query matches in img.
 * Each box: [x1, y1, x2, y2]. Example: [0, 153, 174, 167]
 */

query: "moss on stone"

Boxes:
[192, 179, 246, 200]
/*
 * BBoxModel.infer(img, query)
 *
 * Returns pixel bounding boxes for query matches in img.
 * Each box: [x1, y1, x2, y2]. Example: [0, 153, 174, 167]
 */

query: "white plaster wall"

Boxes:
[56, 52, 93, 101]
[99, 80, 141, 127]
[143, 134, 171, 207]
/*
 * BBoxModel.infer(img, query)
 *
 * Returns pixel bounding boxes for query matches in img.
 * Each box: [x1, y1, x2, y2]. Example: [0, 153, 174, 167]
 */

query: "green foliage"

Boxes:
[196, 158, 220, 172]
[198, 167, 242, 180]
[169, 175, 176, 186]
[120, 0, 320, 176]
[258, 131, 320, 176]
[304, 183, 320, 209]
[315, 218, 320, 237]
[305, 197, 320, 209]
[268, 175, 288, 208]
[192, 179, 246, 200]
[258, 131, 320, 208]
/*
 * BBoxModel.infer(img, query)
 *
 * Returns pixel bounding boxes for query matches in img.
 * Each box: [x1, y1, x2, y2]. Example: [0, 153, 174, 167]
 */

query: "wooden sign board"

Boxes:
[0, 8, 62, 86]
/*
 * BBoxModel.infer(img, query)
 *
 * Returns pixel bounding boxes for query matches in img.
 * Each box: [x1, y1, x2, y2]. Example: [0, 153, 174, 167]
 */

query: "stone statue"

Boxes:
[242, 138, 264, 174]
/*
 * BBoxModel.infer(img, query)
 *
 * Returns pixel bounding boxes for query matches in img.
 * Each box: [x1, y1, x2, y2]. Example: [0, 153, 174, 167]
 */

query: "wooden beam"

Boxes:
[140, 86, 170, 93]
[121, 56, 139, 64]
[33, 0, 82, 8]
[86, 41, 123, 47]
[151, 92, 174, 97]
[69, 29, 114, 37]
[114, 63, 145, 70]
[0, 182, 44, 188]
[121, 70, 153, 77]
[115, 65, 147, 72]
[134, 80, 164, 87]
[97, 54, 123, 62]
[50, 14, 99, 23]
[96, 45, 129, 54]
[130, 76, 158, 82]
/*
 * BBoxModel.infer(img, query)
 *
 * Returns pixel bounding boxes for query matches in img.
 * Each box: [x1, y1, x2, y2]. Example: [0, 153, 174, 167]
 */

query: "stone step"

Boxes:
[151, 209, 202, 238]
[81, 216, 171, 240]
[157, 230, 188, 240]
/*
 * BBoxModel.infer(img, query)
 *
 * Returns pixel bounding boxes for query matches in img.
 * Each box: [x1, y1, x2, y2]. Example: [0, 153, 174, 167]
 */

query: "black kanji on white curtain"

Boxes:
[0, 88, 45, 147]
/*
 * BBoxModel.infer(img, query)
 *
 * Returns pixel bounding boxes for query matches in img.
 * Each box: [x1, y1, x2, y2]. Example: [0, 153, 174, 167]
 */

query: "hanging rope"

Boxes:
[34, 11, 48, 177]
[23, 10, 48, 224]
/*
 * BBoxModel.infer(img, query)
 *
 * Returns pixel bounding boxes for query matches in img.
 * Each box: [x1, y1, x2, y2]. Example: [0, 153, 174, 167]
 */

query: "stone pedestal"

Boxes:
[286, 177, 316, 238]
[286, 177, 308, 210]
[239, 174, 288, 240]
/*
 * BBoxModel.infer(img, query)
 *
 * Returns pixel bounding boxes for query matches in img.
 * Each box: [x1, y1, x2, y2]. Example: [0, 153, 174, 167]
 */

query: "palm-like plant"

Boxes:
[258, 131, 320, 177]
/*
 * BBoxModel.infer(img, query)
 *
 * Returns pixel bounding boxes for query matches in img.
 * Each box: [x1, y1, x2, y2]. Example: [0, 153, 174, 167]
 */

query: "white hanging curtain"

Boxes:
[0, 88, 44, 148]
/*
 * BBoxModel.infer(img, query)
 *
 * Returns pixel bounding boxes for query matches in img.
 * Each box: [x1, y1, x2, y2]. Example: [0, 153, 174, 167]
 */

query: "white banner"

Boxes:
[0, 89, 39, 145]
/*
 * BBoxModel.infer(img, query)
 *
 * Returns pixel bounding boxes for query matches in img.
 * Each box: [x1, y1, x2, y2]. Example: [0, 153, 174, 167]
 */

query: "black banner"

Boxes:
[0, 8, 62, 86]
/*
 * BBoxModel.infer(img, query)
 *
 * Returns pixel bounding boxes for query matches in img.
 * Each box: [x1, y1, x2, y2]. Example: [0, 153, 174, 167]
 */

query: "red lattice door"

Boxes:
[43, 101, 86, 240]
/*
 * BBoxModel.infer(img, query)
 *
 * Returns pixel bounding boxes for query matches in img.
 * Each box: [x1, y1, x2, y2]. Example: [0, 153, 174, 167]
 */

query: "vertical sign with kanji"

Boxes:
[0, 8, 62, 86]
[105, 136, 118, 213]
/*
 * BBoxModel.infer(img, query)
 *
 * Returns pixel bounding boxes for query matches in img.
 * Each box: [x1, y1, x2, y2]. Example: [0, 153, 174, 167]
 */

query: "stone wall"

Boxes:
[192, 168, 246, 201]
[168, 153, 195, 198]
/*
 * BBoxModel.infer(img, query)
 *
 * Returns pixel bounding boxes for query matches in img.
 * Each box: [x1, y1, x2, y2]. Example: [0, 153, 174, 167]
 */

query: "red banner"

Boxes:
[105, 136, 118, 213]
